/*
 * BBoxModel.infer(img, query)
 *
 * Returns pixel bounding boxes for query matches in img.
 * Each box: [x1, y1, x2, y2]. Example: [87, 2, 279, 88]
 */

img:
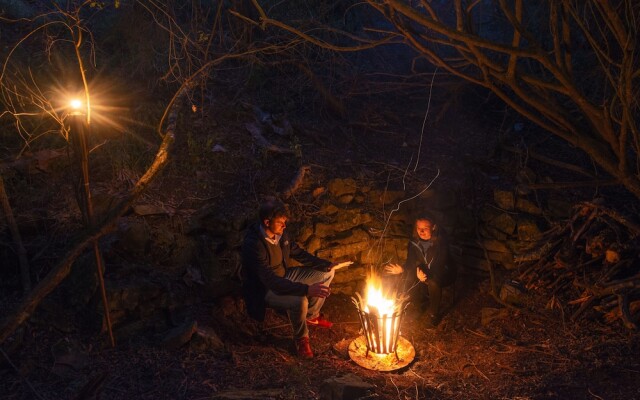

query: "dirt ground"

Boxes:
[3, 272, 639, 400]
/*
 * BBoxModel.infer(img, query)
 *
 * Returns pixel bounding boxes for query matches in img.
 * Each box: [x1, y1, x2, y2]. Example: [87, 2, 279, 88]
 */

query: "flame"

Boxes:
[357, 272, 405, 354]
[364, 274, 395, 315]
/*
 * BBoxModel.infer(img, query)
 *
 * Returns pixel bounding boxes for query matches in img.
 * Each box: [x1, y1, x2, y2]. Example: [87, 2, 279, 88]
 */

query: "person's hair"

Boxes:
[259, 199, 289, 222]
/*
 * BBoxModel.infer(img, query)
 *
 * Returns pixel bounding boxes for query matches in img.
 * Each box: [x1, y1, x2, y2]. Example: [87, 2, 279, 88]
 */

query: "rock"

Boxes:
[312, 187, 326, 197]
[108, 278, 167, 314]
[332, 228, 371, 245]
[314, 211, 373, 237]
[478, 205, 501, 222]
[92, 192, 120, 219]
[297, 226, 314, 244]
[358, 238, 406, 265]
[113, 319, 149, 342]
[213, 388, 283, 399]
[490, 213, 517, 235]
[337, 194, 355, 204]
[328, 178, 357, 198]
[330, 282, 358, 295]
[51, 338, 90, 378]
[320, 374, 374, 400]
[190, 327, 225, 352]
[493, 190, 515, 211]
[367, 189, 405, 207]
[481, 308, 509, 326]
[34, 299, 77, 333]
[478, 225, 510, 241]
[451, 253, 491, 272]
[605, 247, 621, 264]
[116, 219, 150, 256]
[516, 219, 542, 241]
[516, 167, 537, 184]
[515, 198, 542, 215]
[547, 196, 572, 218]
[499, 280, 526, 306]
[317, 241, 370, 260]
[169, 234, 197, 266]
[305, 235, 322, 255]
[332, 264, 367, 284]
[432, 189, 458, 210]
[161, 320, 198, 350]
[133, 204, 167, 216]
[475, 239, 510, 253]
[332, 339, 351, 359]
[320, 203, 339, 215]
[61, 253, 98, 307]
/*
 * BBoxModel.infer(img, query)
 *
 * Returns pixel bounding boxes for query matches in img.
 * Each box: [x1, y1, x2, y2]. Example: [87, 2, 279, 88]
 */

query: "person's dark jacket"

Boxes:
[241, 223, 331, 321]
[402, 228, 456, 289]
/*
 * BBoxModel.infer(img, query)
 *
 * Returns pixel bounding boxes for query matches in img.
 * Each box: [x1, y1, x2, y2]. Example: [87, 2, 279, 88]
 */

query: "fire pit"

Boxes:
[349, 275, 415, 371]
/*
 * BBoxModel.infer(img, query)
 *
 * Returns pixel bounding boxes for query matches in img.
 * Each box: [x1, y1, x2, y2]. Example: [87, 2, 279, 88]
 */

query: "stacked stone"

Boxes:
[297, 177, 457, 295]
[453, 189, 563, 274]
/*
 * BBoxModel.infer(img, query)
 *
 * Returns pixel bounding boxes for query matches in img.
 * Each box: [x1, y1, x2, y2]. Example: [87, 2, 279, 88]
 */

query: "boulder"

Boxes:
[516, 219, 542, 241]
[305, 235, 322, 255]
[314, 211, 373, 237]
[161, 320, 198, 350]
[499, 280, 527, 306]
[190, 327, 225, 352]
[515, 198, 542, 215]
[320, 374, 374, 400]
[481, 307, 510, 326]
[331, 228, 371, 245]
[115, 219, 150, 257]
[489, 213, 517, 235]
[317, 241, 370, 260]
[358, 238, 406, 265]
[494, 190, 515, 210]
[367, 189, 405, 207]
[320, 203, 340, 216]
[547, 196, 572, 218]
[328, 178, 357, 198]
[332, 264, 367, 284]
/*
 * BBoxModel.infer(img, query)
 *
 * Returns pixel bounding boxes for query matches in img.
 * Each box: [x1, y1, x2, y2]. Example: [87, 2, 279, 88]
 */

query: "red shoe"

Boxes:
[307, 314, 333, 328]
[296, 337, 313, 359]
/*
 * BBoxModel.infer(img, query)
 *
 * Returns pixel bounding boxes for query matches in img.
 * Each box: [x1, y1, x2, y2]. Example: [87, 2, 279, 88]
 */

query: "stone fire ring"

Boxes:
[348, 336, 415, 371]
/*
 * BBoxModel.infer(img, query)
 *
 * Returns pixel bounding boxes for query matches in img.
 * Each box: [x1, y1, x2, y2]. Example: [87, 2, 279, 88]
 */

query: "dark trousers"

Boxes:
[427, 279, 442, 318]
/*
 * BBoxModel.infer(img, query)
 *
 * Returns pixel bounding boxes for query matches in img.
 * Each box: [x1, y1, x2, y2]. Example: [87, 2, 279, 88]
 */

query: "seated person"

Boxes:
[385, 214, 456, 327]
[241, 199, 352, 358]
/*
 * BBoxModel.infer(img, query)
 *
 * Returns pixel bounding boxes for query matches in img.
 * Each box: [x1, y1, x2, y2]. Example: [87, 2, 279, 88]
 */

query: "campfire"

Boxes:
[349, 273, 415, 371]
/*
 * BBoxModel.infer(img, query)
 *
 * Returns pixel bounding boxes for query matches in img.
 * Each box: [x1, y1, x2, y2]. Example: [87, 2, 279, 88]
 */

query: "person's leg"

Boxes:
[285, 267, 335, 320]
[427, 279, 443, 319]
[264, 291, 309, 339]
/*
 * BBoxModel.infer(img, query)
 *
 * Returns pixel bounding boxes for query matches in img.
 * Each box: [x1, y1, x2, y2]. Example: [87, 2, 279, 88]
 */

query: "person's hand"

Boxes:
[331, 261, 353, 270]
[308, 282, 331, 298]
[384, 263, 403, 275]
[417, 268, 427, 282]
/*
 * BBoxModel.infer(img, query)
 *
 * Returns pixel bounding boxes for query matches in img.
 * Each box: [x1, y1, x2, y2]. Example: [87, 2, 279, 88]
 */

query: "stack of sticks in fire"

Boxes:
[514, 201, 640, 330]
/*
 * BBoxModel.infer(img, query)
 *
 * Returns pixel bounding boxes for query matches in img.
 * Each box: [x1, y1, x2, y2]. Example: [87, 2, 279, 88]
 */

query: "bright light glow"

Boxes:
[69, 99, 83, 110]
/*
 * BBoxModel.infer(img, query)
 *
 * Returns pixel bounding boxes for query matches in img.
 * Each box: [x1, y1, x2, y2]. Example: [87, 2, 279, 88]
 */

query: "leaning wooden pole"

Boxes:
[70, 115, 115, 347]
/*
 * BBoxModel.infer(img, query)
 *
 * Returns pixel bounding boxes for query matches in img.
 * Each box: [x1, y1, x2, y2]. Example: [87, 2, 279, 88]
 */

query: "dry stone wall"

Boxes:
[296, 178, 459, 295]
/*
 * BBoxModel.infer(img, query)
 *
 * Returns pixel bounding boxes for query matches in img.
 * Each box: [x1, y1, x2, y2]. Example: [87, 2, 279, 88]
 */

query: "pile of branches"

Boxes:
[516, 201, 640, 330]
